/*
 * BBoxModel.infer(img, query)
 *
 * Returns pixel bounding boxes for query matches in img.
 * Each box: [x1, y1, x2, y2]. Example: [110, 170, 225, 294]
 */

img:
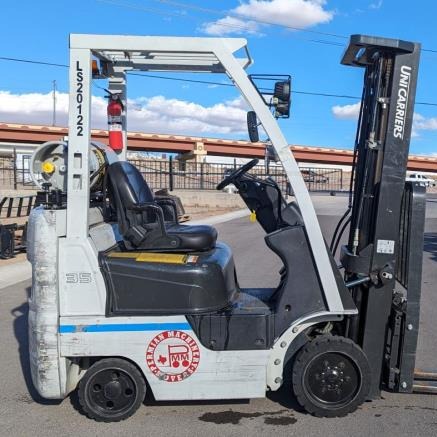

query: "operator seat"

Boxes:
[106, 161, 217, 251]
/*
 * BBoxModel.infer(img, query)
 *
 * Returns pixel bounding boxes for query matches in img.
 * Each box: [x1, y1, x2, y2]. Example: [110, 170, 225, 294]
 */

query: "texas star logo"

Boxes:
[146, 330, 200, 382]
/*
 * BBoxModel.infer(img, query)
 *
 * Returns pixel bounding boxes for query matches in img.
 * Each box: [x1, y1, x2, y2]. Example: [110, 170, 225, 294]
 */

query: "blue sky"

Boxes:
[1, 0, 437, 155]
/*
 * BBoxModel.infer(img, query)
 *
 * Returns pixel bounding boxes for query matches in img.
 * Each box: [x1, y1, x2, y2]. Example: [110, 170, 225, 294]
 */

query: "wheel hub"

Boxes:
[104, 381, 122, 399]
[319, 361, 347, 392]
[87, 368, 136, 414]
[305, 352, 360, 406]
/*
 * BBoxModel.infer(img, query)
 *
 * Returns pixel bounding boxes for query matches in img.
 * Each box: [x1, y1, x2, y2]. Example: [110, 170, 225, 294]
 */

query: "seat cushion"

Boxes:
[166, 224, 217, 251]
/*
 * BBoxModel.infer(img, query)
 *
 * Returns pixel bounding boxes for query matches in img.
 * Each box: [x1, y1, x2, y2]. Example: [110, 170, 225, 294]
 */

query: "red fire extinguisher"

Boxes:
[107, 93, 124, 152]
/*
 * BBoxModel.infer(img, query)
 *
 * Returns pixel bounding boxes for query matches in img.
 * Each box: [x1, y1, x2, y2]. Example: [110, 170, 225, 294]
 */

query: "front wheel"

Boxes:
[292, 335, 371, 417]
[78, 358, 146, 422]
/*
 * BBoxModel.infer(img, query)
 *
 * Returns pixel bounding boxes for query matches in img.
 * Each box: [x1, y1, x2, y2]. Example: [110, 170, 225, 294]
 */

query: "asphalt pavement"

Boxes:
[1, 196, 437, 436]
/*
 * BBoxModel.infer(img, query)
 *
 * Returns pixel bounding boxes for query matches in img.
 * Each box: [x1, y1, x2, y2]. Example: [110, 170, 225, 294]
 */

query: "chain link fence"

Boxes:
[1, 154, 344, 194]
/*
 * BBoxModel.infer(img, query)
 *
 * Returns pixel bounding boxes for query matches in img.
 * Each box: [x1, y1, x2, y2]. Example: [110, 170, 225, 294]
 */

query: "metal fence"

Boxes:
[1, 154, 344, 193]
[0, 155, 33, 190]
[0, 195, 36, 219]
[130, 158, 344, 193]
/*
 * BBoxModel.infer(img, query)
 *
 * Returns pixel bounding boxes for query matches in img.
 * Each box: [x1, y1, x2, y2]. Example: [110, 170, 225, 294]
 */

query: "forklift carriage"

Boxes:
[26, 33, 430, 422]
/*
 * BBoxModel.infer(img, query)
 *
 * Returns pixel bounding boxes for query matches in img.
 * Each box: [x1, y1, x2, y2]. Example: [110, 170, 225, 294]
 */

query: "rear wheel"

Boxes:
[292, 335, 370, 417]
[78, 358, 146, 422]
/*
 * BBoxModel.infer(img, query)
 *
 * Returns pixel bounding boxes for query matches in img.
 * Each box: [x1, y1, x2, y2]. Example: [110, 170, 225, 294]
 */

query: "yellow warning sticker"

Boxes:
[136, 253, 187, 264]
[108, 252, 138, 259]
[108, 251, 196, 264]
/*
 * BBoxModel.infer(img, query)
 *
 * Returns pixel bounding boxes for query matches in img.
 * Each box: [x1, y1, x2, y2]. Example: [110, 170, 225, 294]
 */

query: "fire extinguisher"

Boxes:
[107, 93, 124, 152]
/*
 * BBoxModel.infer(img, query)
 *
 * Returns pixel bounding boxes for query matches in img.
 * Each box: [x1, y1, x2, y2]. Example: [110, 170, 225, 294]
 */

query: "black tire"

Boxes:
[292, 335, 371, 417]
[78, 358, 146, 422]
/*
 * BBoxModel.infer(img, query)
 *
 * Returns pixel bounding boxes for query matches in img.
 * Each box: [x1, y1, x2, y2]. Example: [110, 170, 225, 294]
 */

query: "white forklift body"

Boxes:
[27, 34, 355, 417]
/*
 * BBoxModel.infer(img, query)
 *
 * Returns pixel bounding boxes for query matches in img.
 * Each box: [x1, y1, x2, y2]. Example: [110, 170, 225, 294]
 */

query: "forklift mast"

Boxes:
[339, 35, 424, 398]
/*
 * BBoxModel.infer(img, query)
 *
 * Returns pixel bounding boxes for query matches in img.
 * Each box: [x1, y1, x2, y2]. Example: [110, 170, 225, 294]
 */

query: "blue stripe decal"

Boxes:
[59, 322, 192, 334]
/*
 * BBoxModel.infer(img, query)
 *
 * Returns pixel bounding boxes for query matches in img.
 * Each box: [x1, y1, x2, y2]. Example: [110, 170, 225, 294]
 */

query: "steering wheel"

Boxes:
[216, 159, 259, 190]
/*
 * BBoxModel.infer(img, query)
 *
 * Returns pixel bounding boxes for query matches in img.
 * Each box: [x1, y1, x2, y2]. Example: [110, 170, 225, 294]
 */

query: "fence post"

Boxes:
[169, 156, 174, 191]
[159, 160, 162, 188]
[200, 162, 204, 190]
[13, 147, 17, 190]
[22, 154, 27, 186]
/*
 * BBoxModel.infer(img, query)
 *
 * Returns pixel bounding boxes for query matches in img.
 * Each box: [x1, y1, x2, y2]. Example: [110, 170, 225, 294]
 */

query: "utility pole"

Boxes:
[52, 80, 57, 126]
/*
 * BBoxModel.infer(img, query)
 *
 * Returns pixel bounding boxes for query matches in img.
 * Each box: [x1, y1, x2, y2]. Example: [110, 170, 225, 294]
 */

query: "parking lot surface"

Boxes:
[1, 195, 437, 436]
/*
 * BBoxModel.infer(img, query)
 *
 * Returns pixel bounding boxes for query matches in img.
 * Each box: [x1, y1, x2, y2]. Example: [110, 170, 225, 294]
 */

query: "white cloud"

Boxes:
[332, 103, 437, 139]
[202, 0, 334, 36]
[413, 113, 437, 131]
[412, 113, 437, 138]
[331, 102, 360, 119]
[369, 0, 383, 10]
[0, 90, 248, 136]
[202, 16, 260, 36]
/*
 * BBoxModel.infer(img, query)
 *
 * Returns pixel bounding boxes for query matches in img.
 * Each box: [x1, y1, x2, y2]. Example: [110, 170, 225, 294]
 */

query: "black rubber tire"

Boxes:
[78, 358, 146, 422]
[292, 335, 371, 417]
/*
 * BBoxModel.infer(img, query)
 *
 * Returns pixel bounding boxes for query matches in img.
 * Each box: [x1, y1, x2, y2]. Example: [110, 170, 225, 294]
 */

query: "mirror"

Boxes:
[264, 143, 279, 173]
[273, 80, 291, 118]
[247, 111, 259, 143]
[265, 144, 279, 162]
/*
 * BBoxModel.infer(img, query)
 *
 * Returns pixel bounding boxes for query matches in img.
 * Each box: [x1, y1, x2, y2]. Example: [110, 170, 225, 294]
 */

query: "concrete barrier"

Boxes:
[172, 190, 245, 212]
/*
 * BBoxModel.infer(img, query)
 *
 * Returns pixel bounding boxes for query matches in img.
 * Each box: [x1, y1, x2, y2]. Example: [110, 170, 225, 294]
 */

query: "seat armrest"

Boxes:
[128, 202, 166, 234]
[155, 198, 179, 224]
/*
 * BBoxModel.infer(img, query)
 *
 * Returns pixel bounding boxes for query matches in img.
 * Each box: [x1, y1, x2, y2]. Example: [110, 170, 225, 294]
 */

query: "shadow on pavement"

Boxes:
[10, 286, 61, 405]
[424, 233, 437, 263]
[68, 382, 250, 417]
[267, 386, 302, 412]
[143, 389, 249, 407]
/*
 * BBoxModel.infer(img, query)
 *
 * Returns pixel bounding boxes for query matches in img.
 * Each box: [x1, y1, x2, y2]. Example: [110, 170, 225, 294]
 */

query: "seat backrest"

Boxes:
[107, 161, 154, 207]
[106, 161, 155, 235]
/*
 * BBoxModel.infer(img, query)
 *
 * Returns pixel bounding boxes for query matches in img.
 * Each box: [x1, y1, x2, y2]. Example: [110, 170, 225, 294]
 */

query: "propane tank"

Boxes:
[30, 140, 117, 192]
[107, 93, 124, 152]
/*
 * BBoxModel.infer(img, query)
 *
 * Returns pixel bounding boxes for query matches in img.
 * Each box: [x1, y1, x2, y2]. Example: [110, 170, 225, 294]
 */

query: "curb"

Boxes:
[188, 209, 248, 226]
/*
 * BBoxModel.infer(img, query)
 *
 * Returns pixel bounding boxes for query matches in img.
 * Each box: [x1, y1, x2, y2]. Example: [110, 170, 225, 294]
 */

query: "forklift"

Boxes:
[27, 33, 430, 422]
